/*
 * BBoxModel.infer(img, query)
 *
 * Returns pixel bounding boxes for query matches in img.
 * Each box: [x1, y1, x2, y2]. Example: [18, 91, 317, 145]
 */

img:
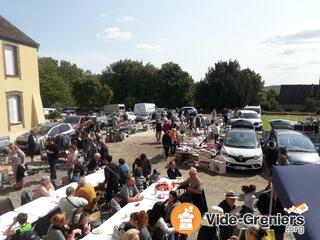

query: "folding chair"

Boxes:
[0, 197, 14, 215]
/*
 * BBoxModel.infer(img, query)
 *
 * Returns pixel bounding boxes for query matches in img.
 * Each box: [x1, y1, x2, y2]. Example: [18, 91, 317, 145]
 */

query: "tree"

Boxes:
[259, 89, 282, 111]
[73, 76, 113, 108]
[196, 60, 264, 110]
[157, 62, 195, 108]
[38, 57, 74, 107]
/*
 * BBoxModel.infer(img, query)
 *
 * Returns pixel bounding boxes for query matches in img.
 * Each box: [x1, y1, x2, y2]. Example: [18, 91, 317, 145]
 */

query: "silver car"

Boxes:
[15, 122, 74, 153]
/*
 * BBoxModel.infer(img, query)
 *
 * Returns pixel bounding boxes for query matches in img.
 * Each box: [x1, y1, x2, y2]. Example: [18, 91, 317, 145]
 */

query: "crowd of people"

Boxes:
[1, 108, 290, 240]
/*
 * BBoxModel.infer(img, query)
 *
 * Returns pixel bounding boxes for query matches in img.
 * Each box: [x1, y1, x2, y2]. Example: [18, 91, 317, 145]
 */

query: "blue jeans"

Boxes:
[165, 224, 175, 240]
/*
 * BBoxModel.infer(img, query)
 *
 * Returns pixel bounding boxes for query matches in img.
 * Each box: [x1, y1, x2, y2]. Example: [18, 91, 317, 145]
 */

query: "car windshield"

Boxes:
[245, 108, 261, 114]
[33, 125, 51, 135]
[225, 131, 258, 148]
[63, 116, 80, 124]
[243, 112, 259, 119]
[278, 133, 315, 152]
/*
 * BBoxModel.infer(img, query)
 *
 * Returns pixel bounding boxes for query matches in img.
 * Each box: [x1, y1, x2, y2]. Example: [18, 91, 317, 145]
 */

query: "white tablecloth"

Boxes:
[0, 211, 38, 240]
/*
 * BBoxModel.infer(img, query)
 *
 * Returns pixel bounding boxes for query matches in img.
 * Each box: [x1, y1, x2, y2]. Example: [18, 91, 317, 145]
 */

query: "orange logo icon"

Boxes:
[170, 202, 201, 235]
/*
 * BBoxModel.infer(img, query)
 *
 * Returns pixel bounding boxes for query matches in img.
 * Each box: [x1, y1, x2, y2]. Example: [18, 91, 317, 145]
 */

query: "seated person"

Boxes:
[178, 167, 204, 206]
[124, 229, 140, 240]
[74, 177, 97, 212]
[133, 167, 146, 192]
[118, 175, 143, 206]
[149, 169, 161, 184]
[197, 206, 223, 240]
[148, 202, 175, 240]
[5, 213, 40, 240]
[110, 193, 122, 216]
[87, 153, 102, 172]
[71, 169, 81, 183]
[166, 160, 182, 179]
[75, 212, 91, 239]
[164, 191, 180, 223]
[59, 186, 88, 225]
[31, 175, 55, 200]
[46, 212, 81, 240]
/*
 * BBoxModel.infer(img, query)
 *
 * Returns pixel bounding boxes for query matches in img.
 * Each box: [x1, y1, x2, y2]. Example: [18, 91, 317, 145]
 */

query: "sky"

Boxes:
[2, 0, 320, 86]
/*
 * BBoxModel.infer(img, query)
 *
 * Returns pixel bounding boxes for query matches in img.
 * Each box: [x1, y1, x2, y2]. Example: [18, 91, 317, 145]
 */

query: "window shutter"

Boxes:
[4, 45, 16, 75]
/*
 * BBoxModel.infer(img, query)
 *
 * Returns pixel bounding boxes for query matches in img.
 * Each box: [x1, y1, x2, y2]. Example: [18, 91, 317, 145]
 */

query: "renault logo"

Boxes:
[238, 155, 244, 161]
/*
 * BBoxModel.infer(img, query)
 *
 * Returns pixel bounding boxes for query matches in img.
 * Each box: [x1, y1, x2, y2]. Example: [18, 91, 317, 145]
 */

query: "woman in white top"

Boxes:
[8, 144, 25, 188]
[66, 144, 79, 178]
[241, 185, 256, 214]
[148, 202, 175, 240]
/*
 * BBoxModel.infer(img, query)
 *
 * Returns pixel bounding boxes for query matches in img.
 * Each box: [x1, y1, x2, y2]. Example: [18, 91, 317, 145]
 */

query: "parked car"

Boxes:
[233, 110, 263, 131]
[244, 105, 262, 118]
[263, 128, 320, 165]
[63, 115, 88, 129]
[134, 103, 156, 115]
[177, 107, 198, 117]
[15, 122, 74, 153]
[221, 128, 263, 170]
[269, 119, 296, 130]
[125, 111, 136, 121]
[135, 112, 150, 122]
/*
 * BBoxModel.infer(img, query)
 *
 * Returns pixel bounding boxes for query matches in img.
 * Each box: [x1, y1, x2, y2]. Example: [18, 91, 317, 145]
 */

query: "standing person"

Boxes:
[99, 140, 109, 161]
[162, 131, 172, 160]
[45, 138, 59, 180]
[218, 191, 238, 240]
[263, 141, 278, 190]
[66, 144, 79, 178]
[209, 120, 220, 143]
[162, 119, 172, 133]
[140, 153, 152, 178]
[155, 120, 163, 143]
[104, 154, 120, 203]
[240, 185, 256, 216]
[119, 158, 130, 186]
[27, 130, 36, 162]
[8, 144, 25, 188]
[133, 167, 146, 192]
[169, 128, 178, 156]
[211, 109, 217, 122]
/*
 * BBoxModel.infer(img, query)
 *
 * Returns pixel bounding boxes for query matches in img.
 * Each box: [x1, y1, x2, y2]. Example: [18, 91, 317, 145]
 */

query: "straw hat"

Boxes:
[225, 191, 238, 199]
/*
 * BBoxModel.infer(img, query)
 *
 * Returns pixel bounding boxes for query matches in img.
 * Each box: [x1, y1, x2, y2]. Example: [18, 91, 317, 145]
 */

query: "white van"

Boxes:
[104, 104, 125, 114]
[134, 103, 156, 115]
[244, 105, 262, 118]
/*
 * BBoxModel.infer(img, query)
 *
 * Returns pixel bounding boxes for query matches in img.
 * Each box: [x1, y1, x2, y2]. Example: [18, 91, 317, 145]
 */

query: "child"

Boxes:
[149, 169, 161, 184]
[240, 185, 256, 216]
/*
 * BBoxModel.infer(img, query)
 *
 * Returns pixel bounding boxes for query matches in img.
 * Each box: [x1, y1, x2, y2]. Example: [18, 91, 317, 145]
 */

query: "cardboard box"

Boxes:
[198, 160, 210, 171]
[190, 153, 200, 161]
[214, 159, 226, 175]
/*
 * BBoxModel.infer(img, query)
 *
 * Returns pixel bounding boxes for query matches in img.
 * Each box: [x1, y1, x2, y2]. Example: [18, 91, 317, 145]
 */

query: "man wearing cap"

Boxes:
[197, 206, 223, 240]
[218, 191, 237, 240]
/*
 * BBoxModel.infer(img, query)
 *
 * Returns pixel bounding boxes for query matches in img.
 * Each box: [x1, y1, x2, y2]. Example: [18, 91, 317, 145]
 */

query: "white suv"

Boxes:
[244, 105, 262, 118]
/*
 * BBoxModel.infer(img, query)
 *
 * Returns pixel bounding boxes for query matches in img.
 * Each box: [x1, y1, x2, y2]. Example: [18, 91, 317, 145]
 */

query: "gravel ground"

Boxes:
[0, 130, 295, 239]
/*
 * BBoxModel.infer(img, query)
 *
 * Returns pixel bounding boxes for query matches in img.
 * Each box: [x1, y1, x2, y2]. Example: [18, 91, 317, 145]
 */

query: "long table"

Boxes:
[83, 178, 176, 240]
[0, 168, 105, 239]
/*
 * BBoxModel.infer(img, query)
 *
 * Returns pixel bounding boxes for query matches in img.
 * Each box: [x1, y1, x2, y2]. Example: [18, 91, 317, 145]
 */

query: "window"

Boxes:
[4, 44, 19, 76]
[49, 127, 59, 136]
[7, 95, 22, 124]
[59, 125, 70, 133]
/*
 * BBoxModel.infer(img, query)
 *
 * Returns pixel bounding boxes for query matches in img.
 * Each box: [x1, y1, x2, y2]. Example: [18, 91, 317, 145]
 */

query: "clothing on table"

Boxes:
[74, 183, 97, 211]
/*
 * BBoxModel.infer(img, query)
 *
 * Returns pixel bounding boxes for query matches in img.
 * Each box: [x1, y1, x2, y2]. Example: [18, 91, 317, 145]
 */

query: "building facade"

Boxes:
[0, 15, 44, 141]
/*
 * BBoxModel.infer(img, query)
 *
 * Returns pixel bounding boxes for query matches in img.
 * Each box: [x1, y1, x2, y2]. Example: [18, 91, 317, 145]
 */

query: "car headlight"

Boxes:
[254, 156, 260, 160]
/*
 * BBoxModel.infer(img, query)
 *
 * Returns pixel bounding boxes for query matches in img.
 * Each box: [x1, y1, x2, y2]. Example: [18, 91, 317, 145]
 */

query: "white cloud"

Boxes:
[115, 16, 136, 22]
[159, 38, 168, 42]
[136, 44, 165, 52]
[97, 27, 132, 42]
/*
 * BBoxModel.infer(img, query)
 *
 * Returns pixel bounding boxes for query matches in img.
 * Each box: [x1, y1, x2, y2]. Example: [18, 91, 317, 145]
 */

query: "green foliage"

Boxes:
[259, 89, 282, 111]
[195, 60, 264, 109]
[101, 60, 195, 108]
[48, 110, 62, 120]
[304, 97, 320, 112]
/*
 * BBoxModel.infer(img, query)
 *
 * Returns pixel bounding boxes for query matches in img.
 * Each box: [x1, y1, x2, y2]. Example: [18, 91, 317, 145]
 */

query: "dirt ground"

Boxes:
[0, 130, 295, 239]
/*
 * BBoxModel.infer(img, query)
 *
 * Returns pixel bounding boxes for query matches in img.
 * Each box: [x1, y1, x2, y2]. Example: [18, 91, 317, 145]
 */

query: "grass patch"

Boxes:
[262, 114, 315, 130]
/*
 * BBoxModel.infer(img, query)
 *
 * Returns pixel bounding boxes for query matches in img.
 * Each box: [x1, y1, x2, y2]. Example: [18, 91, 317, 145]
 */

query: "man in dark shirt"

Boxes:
[46, 137, 59, 180]
[104, 154, 120, 203]
[263, 141, 278, 190]
[87, 153, 102, 173]
[132, 153, 151, 178]
[218, 191, 237, 240]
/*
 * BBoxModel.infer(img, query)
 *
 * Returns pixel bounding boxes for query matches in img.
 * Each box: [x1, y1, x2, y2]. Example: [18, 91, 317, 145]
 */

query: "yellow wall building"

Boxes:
[0, 15, 44, 141]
